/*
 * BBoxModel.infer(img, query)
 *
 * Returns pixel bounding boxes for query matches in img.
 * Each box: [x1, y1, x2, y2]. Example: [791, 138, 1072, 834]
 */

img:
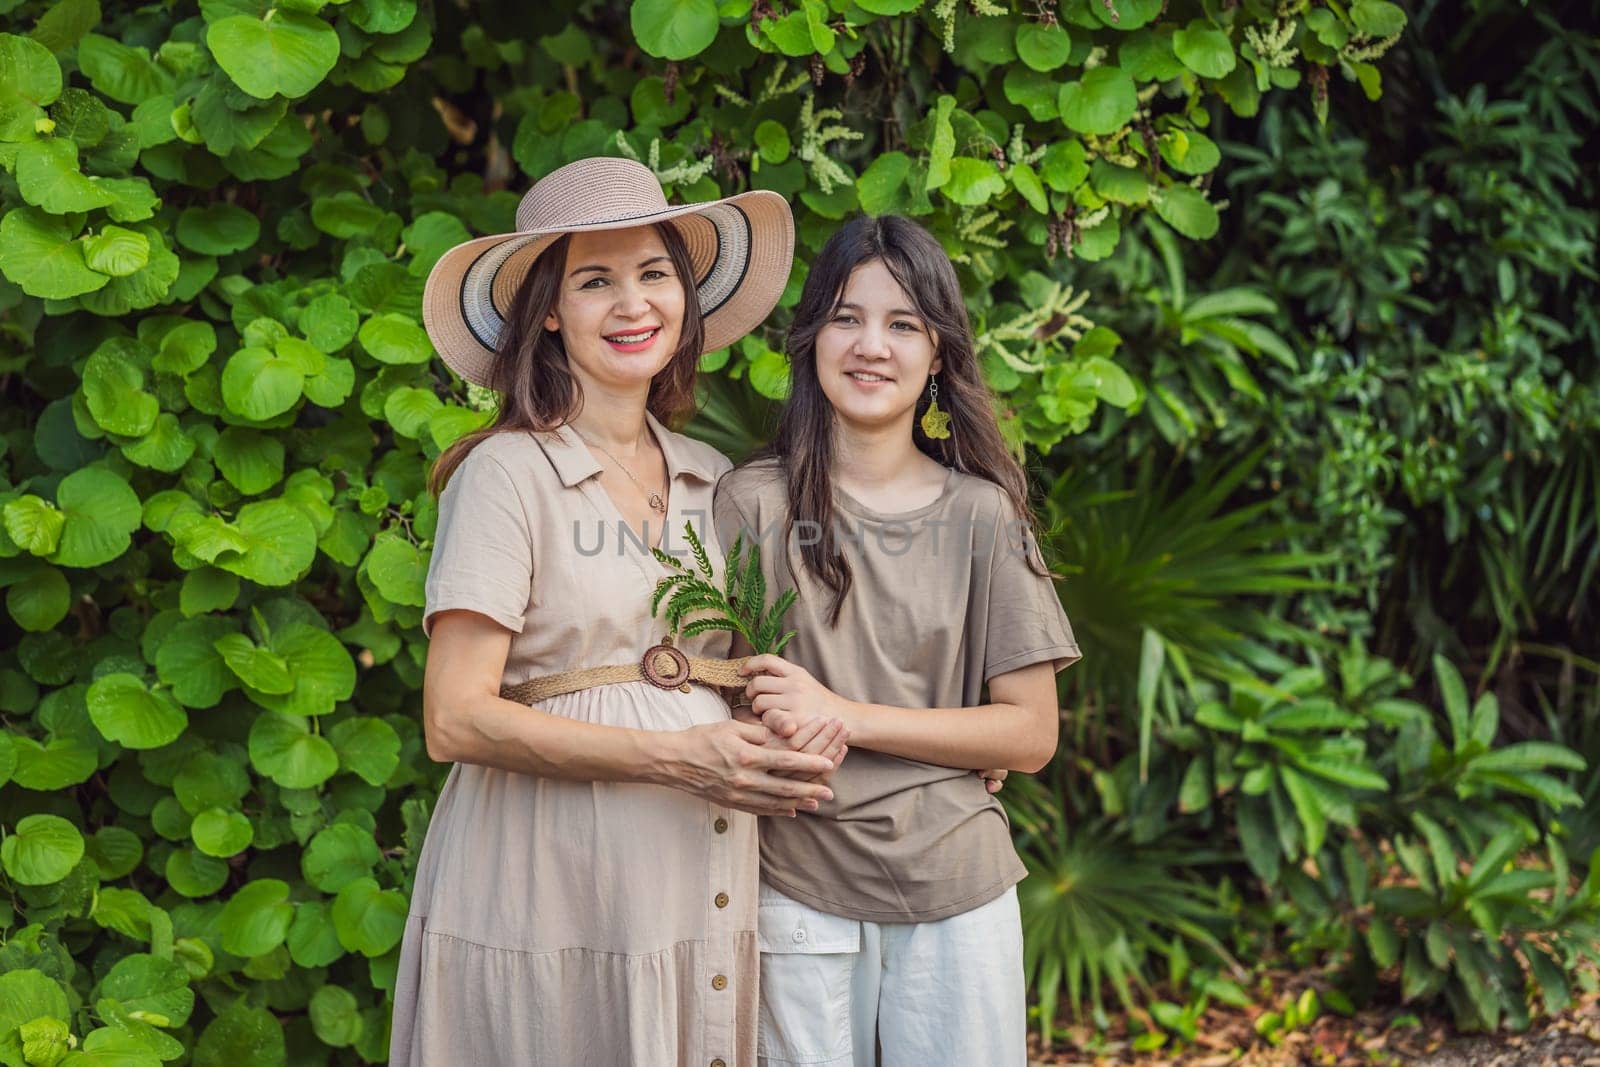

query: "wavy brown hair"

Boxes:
[758, 214, 1045, 625]
[428, 222, 705, 495]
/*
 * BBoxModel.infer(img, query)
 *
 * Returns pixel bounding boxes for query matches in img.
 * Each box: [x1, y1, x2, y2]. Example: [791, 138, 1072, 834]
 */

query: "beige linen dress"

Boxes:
[391, 413, 757, 1067]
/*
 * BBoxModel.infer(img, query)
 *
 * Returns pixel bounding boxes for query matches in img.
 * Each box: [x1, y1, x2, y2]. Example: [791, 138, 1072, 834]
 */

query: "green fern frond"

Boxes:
[681, 617, 741, 638]
[648, 526, 792, 653]
[739, 544, 765, 622]
[723, 531, 745, 599]
[653, 546, 689, 573]
[651, 574, 690, 615]
[685, 521, 715, 580]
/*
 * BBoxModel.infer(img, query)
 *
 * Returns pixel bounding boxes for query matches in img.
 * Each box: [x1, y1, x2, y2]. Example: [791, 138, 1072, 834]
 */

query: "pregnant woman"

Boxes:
[390, 158, 844, 1066]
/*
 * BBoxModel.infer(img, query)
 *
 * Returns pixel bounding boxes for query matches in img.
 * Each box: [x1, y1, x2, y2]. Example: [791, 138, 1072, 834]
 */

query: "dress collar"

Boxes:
[535, 409, 717, 488]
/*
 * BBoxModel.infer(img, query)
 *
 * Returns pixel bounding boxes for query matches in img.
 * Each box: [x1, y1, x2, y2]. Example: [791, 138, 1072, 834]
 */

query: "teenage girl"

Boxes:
[713, 214, 1080, 1065]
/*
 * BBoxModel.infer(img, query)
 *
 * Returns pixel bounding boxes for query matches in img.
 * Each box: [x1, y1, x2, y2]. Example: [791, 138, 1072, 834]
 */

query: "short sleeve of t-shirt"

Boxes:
[423, 448, 535, 638]
[981, 489, 1080, 682]
[712, 477, 757, 560]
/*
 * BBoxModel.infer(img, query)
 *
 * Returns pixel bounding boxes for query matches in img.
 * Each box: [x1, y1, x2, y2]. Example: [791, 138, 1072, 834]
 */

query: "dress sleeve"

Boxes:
[423, 449, 534, 638]
[981, 489, 1081, 682]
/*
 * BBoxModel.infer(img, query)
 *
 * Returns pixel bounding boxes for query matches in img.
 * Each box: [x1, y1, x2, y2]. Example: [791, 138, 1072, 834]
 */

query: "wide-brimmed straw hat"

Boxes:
[421, 157, 795, 387]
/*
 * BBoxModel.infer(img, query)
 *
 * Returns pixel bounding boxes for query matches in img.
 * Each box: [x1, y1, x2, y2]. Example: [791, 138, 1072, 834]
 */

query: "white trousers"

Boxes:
[755, 881, 1027, 1066]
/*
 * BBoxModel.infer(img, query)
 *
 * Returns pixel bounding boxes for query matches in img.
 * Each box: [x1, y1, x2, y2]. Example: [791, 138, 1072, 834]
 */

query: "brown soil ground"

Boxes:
[1028, 985, 1598, 1066]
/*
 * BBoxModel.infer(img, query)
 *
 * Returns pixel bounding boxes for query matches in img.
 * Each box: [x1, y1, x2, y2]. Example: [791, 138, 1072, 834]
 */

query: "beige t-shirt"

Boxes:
[713, 458, 1080, 922]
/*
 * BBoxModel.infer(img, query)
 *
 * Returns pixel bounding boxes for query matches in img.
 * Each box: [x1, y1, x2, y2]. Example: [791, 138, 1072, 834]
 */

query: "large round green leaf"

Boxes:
[176, 204, 261, 255]
[173, 750, 251, 813]
[1, 813, 83, 885]
[87, 826, 143, 880]
[152, 320, 218, 374]
[192, 1001, 285, 1067]
[1058, 66, 1138, 136]
[329, 717, 400, 786]
[214, 501, 317, 587]
[82, 347, 159, 437]
[82, 225, 151, 278]
[357, 313, 432, 365]
[220, 347, 304, 420]
[3, 495, 64, 556]
[165, 847, 229, 898]
[76, 33, 171, 105]
[1015, 22, 1071, 72]
[1351, 0, 1406, 37]
[213, 427, 286, 495]
[246, 624, 356, 717]
[1155, 183, 1221, 239]
[96, 954, 195, 1027]
[287, 901, 345, 967]
[16, 138, 114, 213]
[87, 673, 188, 749]
[122, 412, 197, 473]
[365, 535, 426, 607]
[383, 386, 442, 439]
[206, 12, 340, 101]
[155, 617, 233, 709]
[941, 158, 1006, 206]
[0, 207, 108, 299]
[6, 565, 70, 631]
[213, 633, 293, 694]
[630, 0, 719, 60]
[331, 877, 406, 956]
[49, 467, 141, 569]
[1173, 19, 1236, 78]
[191, 808, 253, 857]
[301, 822, 381, 892]
[856, 152, 910, 216]
[219, 879, 294, 957]
[309, 985, 362, 1047]
[10, 736, 96, 790]
[0, 970, 69, 1056]
[0, 33, 63, 139]
[310, 192, 386, 239]
[249, 711, 338, 788]
[1088, 0, 1161, 29]
[299, 293, 359, 352]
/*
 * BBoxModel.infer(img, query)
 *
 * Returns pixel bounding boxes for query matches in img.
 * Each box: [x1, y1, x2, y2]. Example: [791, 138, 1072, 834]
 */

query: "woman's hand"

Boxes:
[978, 768, 1008, 794]
[727, 691, 849, 786]
[660, 720, 837, 817]
[739, 654, 854, 725]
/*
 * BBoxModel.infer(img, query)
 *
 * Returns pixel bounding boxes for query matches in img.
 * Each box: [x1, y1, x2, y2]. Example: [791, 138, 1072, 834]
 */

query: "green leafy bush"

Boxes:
[0, 0, 1419, 1059]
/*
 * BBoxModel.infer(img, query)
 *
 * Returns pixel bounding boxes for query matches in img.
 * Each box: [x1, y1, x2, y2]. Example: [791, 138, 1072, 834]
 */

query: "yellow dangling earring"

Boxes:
[920, 376, 952, 440]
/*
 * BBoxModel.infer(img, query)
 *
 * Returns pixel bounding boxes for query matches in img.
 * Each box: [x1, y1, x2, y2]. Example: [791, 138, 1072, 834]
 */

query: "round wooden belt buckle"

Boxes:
[641, 641, 691, 693]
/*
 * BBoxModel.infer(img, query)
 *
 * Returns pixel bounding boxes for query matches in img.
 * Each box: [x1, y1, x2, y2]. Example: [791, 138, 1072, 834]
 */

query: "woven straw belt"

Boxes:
[499, 641, 752, 705]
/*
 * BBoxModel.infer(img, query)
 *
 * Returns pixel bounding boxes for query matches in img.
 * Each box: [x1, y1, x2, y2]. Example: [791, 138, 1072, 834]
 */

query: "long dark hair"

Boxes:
[429, 221, 705, 494]
[761, 214, 1045, 625]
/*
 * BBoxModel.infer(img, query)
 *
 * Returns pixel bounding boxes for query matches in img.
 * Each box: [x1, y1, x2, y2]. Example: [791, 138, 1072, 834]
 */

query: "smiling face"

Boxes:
[813, 258, 942, 433]
[544, 226, 687, 393]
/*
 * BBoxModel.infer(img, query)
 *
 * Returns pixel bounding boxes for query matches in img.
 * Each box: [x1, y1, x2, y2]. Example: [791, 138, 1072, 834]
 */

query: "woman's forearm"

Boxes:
[837, 700, 1057, 773]
[424, 689, 679, 785]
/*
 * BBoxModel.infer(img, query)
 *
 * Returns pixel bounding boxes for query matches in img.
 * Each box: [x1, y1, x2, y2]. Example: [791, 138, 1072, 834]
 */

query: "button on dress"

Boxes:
[389, 413, 756, 1066]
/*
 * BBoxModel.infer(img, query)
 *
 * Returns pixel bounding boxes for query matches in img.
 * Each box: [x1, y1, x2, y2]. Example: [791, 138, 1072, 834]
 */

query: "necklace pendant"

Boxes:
[648, 492, 667, 514]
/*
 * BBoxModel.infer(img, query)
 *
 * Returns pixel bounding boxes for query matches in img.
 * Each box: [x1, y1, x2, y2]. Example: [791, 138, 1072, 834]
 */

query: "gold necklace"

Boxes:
[573, 428, 668, 514]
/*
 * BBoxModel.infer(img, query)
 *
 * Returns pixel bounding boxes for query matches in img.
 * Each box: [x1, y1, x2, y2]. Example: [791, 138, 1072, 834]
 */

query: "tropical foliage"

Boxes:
[0, 0, 1594, 1062]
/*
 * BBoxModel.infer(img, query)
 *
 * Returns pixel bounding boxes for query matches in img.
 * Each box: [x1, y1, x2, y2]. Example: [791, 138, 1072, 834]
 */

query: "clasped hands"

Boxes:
[732, 654, 1009, 795]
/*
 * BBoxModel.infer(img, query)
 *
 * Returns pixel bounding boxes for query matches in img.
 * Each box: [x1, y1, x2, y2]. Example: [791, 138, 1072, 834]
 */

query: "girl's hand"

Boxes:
[740, 654, 854, 724]
[662, 721, 836, 817]
[729, 693, 849, 786]
[767, 715, 848, 785]
[978, 768, 1008, 794]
